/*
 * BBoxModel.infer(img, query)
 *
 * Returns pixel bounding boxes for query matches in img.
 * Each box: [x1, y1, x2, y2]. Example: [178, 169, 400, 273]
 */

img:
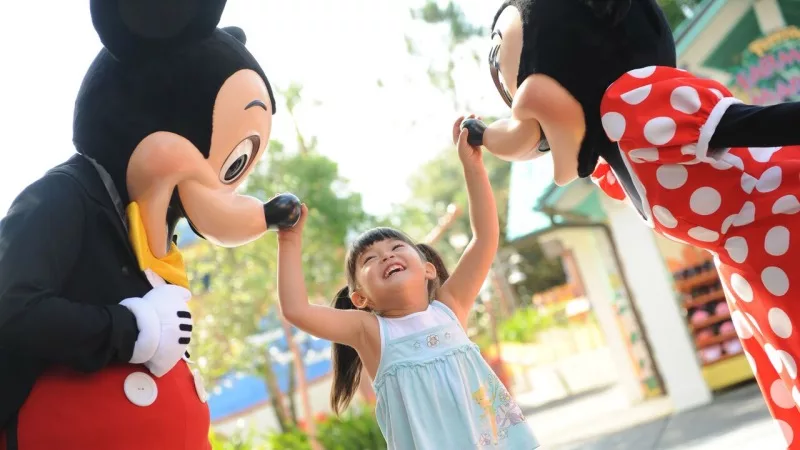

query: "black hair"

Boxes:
[329, 227, 449, 414]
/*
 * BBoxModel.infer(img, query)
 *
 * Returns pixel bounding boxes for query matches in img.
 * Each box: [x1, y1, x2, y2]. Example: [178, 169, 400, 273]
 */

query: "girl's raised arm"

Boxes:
[277, 205, 372, 349]
[438, 116, 501, 326]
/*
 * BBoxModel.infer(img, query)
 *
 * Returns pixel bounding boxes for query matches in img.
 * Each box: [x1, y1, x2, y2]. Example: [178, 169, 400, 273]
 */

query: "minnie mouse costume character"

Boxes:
[464, 0, 800, 447]
[0, 1, 301, 448]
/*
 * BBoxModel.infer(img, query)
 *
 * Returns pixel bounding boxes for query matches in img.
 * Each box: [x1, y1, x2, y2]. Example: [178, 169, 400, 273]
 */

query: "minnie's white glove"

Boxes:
[120, 284, 193, 377]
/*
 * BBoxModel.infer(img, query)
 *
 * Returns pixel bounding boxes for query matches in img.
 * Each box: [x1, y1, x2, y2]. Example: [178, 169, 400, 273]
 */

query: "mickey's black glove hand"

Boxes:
[460, 118, 487, 147]
[120, 285, 193, 377]
[265, 193, 302, 231]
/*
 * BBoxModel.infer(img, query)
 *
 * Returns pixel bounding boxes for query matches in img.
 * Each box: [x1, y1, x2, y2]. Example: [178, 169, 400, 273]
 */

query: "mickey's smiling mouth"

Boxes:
[383, 263, 406, 279]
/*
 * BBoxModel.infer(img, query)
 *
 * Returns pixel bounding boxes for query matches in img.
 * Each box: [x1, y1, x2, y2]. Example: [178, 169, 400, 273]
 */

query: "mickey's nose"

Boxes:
[264, 193, 302, 230]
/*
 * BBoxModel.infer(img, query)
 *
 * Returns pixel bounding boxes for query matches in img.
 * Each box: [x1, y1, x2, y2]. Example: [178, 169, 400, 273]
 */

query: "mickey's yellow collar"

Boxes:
[126, 202, 190, 288]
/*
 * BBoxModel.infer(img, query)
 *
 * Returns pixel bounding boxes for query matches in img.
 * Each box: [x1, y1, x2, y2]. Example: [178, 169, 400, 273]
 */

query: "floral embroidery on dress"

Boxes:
[412, 341, 421, 350]
[472, 376, 527, 447]
[426, 334, 440, 347]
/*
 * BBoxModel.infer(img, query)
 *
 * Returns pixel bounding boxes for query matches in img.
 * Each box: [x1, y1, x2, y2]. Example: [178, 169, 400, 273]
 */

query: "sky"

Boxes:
[0, 0, 508, 217]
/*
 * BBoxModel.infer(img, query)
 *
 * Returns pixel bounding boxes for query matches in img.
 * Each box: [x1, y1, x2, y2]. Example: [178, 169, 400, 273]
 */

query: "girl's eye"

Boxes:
[363, 256, 375, 263]
[393, 244, 404, 251]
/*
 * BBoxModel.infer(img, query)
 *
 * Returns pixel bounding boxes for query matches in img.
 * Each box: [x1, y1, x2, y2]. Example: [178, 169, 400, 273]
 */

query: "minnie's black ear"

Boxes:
[584, 0, 632, 25]
[222, 26, 247, 44]
[90, 0, 228, 61]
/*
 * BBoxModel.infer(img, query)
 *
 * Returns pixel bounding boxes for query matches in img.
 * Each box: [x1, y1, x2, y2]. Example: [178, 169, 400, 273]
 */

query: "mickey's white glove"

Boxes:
[120, 284, 193, 377]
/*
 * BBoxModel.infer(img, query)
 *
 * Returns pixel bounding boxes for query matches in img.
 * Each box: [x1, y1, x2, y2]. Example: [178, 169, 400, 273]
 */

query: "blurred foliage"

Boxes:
[498, 307, 555, 344]
[267, 406, 385, 450]
[187, 85, 368, 432]
[658, 0, 701, 30]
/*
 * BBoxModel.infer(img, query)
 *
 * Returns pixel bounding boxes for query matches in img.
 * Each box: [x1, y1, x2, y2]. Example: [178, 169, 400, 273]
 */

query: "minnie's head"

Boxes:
[488, 0, 676, 186]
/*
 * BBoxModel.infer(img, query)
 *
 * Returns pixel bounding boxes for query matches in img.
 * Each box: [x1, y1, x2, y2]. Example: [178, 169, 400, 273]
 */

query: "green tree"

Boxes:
[187, 89, 368, 435]
[658, 0, 700, 31]
[399, 1, 566, 305]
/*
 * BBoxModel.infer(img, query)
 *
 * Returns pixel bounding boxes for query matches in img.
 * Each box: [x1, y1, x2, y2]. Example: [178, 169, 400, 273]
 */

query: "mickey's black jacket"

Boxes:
[0, 154, 154, 437]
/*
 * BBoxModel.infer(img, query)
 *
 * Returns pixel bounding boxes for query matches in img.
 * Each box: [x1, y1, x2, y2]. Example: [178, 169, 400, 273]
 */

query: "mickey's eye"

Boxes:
[220, 136, 260, 184]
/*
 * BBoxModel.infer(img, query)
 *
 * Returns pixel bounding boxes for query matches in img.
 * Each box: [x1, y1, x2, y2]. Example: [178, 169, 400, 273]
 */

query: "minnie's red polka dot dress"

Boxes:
[597, 65, 800, 448]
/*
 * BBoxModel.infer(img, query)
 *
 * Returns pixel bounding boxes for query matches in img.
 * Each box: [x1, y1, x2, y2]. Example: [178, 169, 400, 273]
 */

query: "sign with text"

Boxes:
[728, 26, 800, 105]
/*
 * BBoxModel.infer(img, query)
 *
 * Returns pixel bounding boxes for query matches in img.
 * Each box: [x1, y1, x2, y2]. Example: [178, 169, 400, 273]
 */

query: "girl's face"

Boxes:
[350, 239, 436, 312]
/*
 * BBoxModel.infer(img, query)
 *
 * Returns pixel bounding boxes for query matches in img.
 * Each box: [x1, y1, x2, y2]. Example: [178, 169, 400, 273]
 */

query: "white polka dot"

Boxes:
[629, 147, 659, 162]
[710, 158, 732, 170]
[607, 172, 616, 184]
[765, 226, 790, 256]
[670, 86, 702, 114]
[769, 307, 793, 338]
[689, 187, 721, 215]
[745, 351, 756, 372]
[652, 205, 677, 228]
[781, 351, 798, 379]
[601, 112, 626, 141]
[620, 84, 652, 105]
[741, 173, 756, 194]
[777, 419, 794, 445]
[721, 215, 735, 234]
[687, 227, 719, 242]
[756, 166, 782, 193]
[681, 144, 696, 155]
[770, 379, 795, 409]
[762, 267, 790, 296]
[724, 237, 748, 263]
[748, 146, 782, 163]
[628, 66, 656, 78]
[767, 344, 782, 372]
[643, 117, 677, 145]
[747, 312, 762, 335]
[732, 202, 756, 227]
[731, 310, 753, 339]
[709, 88, 724, 99]
[721, 153, 744, 170]
[773, 195, 800, 215]
[655, 165, 688, 189]
[730, 273, 753, 302]
[721, 279, 735, 303]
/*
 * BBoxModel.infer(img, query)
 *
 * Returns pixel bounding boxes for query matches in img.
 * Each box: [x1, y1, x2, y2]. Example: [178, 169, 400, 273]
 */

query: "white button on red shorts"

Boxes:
[192, 368, 208, 403]
[124, 372, 158, 407]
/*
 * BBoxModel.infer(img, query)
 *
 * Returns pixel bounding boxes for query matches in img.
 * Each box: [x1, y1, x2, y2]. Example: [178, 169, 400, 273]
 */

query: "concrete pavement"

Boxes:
[524, 382, 785, 449]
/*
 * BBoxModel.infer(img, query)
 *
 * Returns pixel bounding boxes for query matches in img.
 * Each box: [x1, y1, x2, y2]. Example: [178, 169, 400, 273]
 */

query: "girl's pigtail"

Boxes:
[416, 243, 450, 297]
[329, 286, 363, 415]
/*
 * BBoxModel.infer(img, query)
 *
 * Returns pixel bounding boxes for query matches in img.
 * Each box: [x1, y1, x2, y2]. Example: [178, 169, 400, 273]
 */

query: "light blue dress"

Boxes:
[372, 301, 539, 449]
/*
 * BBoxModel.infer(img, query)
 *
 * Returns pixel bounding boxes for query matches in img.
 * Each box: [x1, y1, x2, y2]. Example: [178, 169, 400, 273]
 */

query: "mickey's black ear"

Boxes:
[584, 0, 632, 25]
[90, 0, 228, 61]
[222, 26, 247, 44]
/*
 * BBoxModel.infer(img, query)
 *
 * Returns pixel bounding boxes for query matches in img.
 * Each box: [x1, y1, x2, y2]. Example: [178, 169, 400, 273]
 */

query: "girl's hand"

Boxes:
[453, 114, 484, 168]
[277, 203, 308, 245]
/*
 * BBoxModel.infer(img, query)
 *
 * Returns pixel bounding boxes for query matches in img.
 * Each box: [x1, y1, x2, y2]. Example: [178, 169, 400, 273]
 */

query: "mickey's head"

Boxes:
[488, 0, 675, 184]
[74, 0, 299, 255]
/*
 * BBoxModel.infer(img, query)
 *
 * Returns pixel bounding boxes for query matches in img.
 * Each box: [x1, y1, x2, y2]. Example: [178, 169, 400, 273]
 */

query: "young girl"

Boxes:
[276, 116, 539, 449]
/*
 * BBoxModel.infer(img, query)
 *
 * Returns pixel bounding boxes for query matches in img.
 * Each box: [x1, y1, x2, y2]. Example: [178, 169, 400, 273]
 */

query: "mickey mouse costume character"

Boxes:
[0, 1, 301, 449]
[463, 0, 800, 447]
